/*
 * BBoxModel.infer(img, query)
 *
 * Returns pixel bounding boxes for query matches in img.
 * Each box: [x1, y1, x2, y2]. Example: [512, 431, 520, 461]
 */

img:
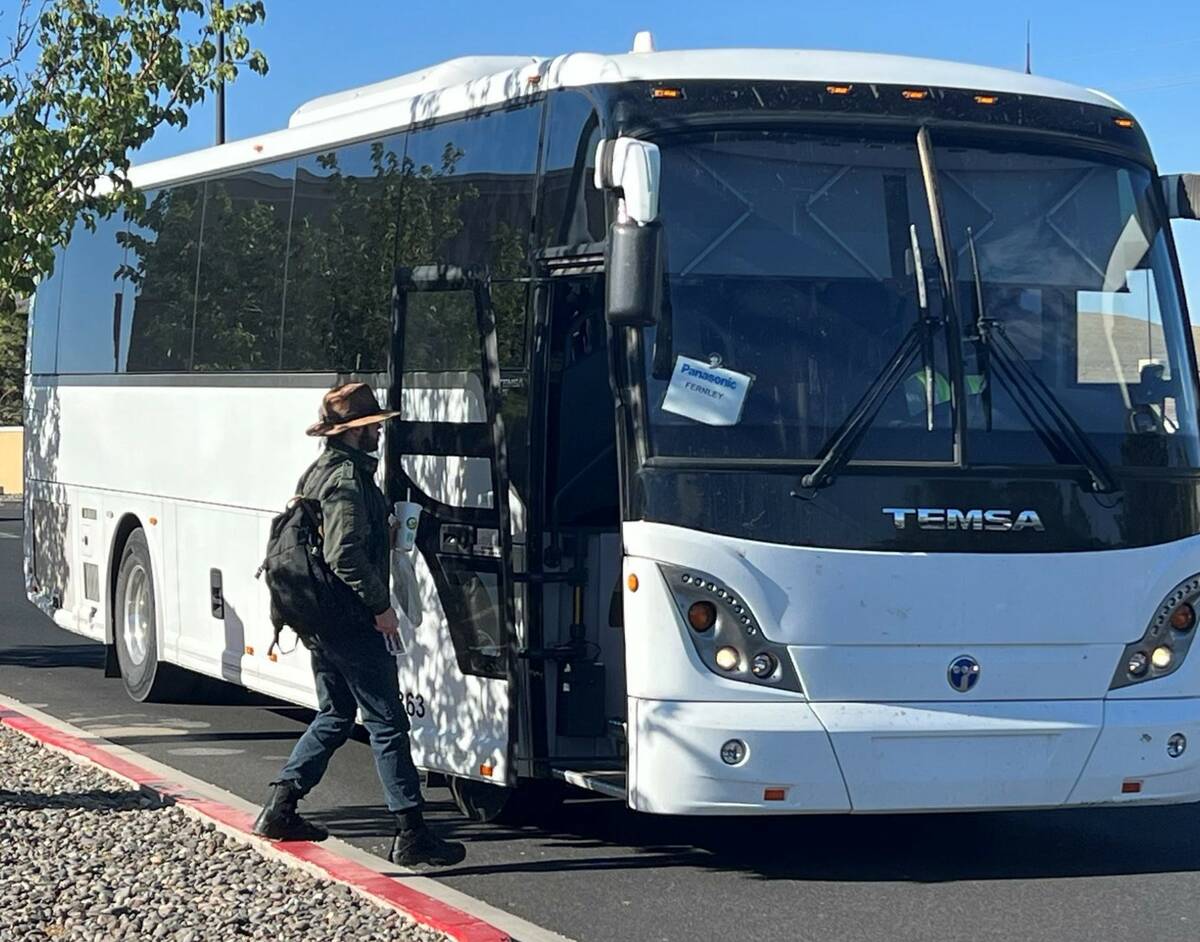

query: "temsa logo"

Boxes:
[881, 508, 1045, 532]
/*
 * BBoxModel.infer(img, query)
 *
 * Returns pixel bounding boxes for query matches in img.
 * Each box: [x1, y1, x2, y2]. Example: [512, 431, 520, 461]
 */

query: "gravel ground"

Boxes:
[0, 725, 448, 942]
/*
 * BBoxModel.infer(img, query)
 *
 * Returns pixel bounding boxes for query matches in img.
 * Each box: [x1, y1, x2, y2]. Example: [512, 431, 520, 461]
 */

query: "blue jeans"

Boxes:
[277, 632, 423, 814]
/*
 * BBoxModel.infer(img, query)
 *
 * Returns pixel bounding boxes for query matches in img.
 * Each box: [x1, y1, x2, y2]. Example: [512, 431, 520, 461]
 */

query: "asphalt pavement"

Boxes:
[2, 510, 1199, 942]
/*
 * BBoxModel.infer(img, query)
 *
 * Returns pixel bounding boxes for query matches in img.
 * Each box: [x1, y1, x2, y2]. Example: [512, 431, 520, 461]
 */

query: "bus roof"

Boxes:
[128, 43, 1126, 190]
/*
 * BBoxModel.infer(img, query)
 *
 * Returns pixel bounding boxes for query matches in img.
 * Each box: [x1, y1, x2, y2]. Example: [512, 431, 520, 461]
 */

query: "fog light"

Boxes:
[1171, 603, 1196, 632]
[715, 646, 740, 671]
[688, 601, 717, 632]
[1168, 733, 1187, 758]
[1127, 651, 1149, 676]
[720, 739, 747, 765]
[750, 652, 777, 679]
[1152, 646, 1174, 669]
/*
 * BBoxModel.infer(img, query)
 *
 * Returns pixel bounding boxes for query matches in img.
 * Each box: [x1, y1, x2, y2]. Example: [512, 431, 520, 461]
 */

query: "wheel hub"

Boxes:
[122, 565, 151, 666]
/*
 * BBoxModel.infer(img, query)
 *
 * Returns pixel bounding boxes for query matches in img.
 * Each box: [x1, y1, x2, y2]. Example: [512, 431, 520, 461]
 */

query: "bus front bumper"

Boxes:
[627, 697, 1200, 815]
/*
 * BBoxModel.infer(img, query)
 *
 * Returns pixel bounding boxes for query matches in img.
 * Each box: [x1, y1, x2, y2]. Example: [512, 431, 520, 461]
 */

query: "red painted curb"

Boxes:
[0, 707, 511, 942]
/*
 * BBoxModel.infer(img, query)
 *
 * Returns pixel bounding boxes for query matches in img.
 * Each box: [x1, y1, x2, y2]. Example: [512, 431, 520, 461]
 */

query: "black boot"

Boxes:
[252, 782, 329, 842]
[389, 811, 466, 867]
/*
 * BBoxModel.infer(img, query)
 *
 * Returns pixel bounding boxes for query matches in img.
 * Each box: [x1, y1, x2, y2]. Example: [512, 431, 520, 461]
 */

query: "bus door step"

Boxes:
[552, 767, 628, 800]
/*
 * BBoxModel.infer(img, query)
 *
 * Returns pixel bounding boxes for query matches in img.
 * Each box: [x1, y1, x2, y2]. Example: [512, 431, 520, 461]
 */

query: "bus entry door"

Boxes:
[386, 266, 517, 786]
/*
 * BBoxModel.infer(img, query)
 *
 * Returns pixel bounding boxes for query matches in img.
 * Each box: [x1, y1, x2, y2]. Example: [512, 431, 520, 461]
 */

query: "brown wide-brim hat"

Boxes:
[306, 382, 401, 437]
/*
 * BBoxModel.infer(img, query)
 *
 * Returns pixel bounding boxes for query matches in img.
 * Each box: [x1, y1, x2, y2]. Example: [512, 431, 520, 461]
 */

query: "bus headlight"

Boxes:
[660, 564, 803, 693]
[1110, 573, 1200, 690]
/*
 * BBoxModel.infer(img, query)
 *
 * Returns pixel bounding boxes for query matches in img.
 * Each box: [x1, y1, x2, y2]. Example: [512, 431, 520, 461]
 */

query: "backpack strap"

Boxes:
[267, 622, 301, 658]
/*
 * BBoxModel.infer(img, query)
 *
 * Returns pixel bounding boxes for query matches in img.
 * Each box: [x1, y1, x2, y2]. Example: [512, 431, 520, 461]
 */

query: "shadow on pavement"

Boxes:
[304, 795, 464, 841]
[0, 643, 283, 711]
[104, 728, 304, 747]
[0, 643, 104, 669]
[426, 790, 1200, 884]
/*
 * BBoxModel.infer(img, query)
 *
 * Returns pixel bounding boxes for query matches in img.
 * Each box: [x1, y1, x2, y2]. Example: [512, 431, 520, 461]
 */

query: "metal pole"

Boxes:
[215, 0, 226, 145]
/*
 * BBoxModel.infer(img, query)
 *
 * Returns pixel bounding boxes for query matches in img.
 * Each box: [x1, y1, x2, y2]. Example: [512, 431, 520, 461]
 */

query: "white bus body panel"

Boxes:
[622, 521, 1200, 813]
[24, 380, 510, 782]
[623, 521, 1200, 700]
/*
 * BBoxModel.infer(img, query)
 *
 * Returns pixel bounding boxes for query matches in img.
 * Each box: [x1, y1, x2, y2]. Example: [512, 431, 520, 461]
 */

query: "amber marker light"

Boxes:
[627, 573, 640, 593]
[480, 764, 495, 778]
[826, 84, 853, 95]
[1170, 602, 1195, 632]
[652, 86, 684, 99]
[1114, 116, 1135, 129]
[902, 89, 929, 100]
[688, 601, 717, 632]
[974, 94, 1000, 105]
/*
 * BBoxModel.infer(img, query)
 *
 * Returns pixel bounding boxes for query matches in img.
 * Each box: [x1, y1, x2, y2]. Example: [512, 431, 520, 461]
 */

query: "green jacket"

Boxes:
[300, 439, 391, 617]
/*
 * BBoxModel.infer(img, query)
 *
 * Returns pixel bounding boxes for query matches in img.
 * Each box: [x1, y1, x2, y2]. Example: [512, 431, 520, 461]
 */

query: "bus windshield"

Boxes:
[642, 129, 1200, 471]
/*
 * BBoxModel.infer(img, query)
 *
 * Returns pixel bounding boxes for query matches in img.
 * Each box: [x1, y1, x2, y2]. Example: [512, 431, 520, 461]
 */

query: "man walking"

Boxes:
[253, 382, 466, 868]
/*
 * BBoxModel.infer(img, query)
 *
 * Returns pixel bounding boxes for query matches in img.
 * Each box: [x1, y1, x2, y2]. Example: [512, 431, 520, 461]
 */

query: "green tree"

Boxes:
[283, 139, 477, 371]
[0, 0, 268, 420]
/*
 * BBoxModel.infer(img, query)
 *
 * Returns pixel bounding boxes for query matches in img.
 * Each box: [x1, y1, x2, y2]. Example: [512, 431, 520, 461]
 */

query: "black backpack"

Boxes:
[256, 495, 361, 654]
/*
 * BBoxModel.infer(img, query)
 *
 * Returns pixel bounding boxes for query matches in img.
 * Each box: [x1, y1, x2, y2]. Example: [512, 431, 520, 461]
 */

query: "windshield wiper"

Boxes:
[965, 228, 1120, 494]
[799, 225, 940, 491]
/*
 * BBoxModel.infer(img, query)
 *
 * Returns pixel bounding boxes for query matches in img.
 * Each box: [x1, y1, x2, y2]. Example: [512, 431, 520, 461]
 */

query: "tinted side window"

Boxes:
[193, 161, 295, 371]
[122, 185, 204, 372]
[403, 290, 478, 372]
[29, 246, 65, 374]
[56, 214, 129, 373]
[282, 136, 405, 372]
[538, 92, 604, 249]
[402, 107, 540, 368]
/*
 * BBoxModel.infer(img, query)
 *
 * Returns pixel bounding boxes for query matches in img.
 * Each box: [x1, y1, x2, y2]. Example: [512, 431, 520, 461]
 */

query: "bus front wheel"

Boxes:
[448, 775, 511, 823]
[447, 775, 566, 824]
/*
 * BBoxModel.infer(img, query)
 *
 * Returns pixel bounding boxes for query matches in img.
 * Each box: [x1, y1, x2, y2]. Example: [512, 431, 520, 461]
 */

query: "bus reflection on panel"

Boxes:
[24, 37, 1200, 821]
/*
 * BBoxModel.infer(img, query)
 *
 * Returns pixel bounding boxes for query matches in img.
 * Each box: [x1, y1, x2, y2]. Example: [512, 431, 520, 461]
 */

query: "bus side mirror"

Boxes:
[1161, 173, 1200, 220]
[595, 137, 664, 327]
[594, 137, 661, 224]
[606, 220, 663, 328]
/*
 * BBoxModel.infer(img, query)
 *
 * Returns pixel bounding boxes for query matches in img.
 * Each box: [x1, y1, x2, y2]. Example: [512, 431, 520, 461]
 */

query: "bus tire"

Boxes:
[448, 775, 511, 823]
[447, 776, 565, 824]
[113, 529, 187, 702]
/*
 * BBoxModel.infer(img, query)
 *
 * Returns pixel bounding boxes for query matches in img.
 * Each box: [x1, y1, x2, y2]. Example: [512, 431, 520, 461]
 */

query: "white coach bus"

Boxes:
[25, 37, 1200, 818]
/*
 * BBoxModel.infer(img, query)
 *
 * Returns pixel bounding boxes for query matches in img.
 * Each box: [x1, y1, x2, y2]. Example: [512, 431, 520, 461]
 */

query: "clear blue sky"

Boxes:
[135, 0, 1200, 301]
